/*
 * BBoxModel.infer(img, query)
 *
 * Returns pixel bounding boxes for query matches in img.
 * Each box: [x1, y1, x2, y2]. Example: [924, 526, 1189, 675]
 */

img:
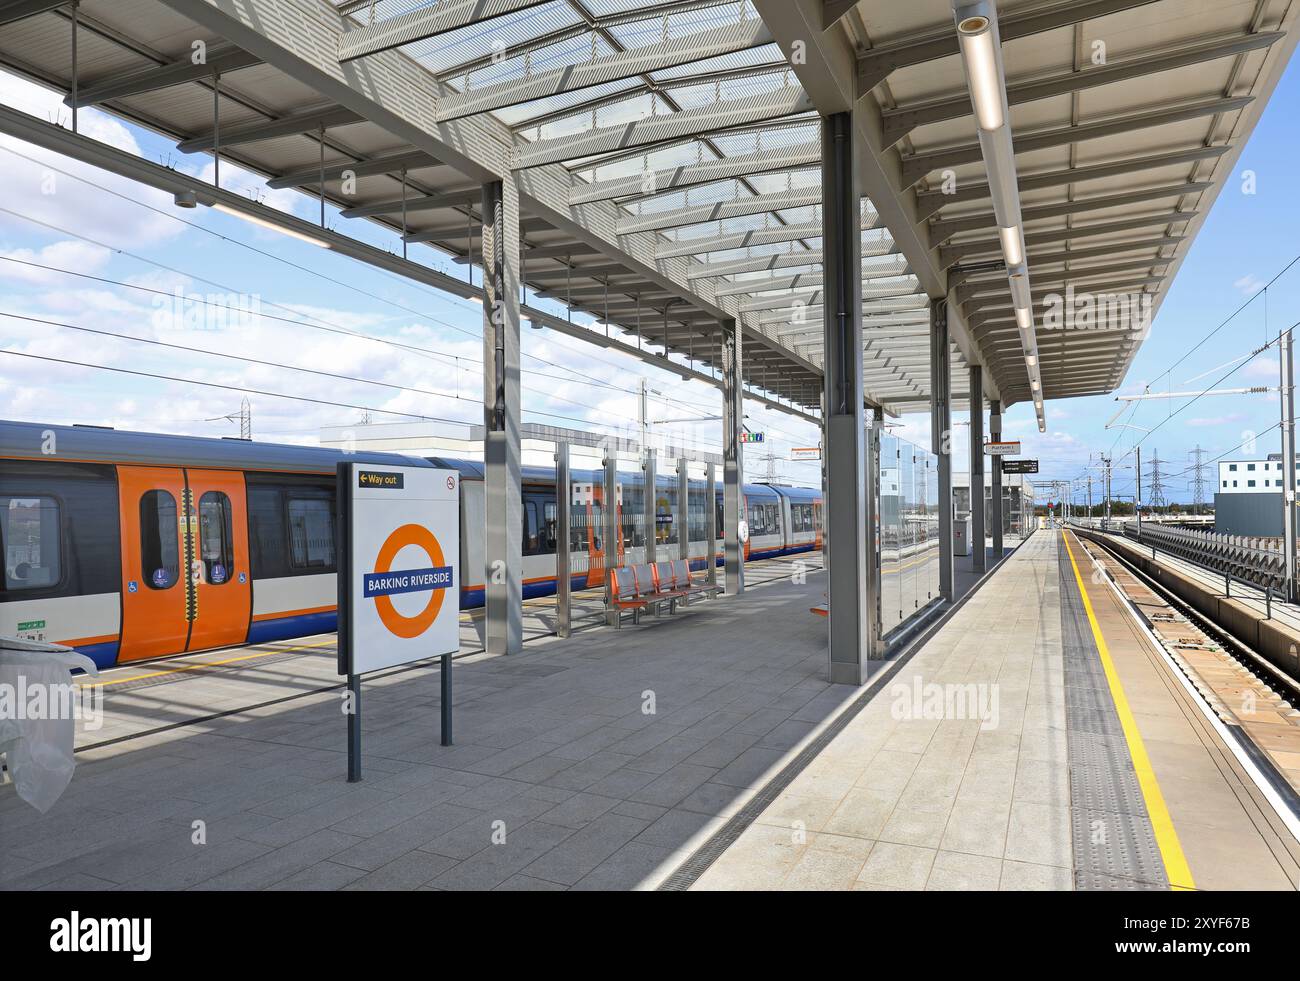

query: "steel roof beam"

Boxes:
[915, 146, 1229, 220]
[899, 95, 1252, 188]
[339, 187, 482, 219]
[857, 0, 1161, 92]
[939, 211, 1198, 267]
[0, 0, 65, 27]
[267, 148, 437, 189]
[571, 140, 821, 206]
[618, 185, 828, 234]
[754, 0, 1000, 404]
[177, 105, 361, 153]
[512, 60, 796, 133]
[512, 88, 815, 170]
[965, 277, 1163, 317]
[691, 247, 902, 282]
[437, 19, 774, 122]
[338, 0, 552, 62]
[524, 242, 603, 260]
[739, 283, 927, 313]
[714, 263, 920, 298]
[949, 237, 1183, 286]
[880, 32, 1282, 148]
[66, 43, 261, 108]
[954, 258, 1172, 304]
[430, 0, 726, 81]
[656, 219, 889, 258]
[929, 182, 1212, 246]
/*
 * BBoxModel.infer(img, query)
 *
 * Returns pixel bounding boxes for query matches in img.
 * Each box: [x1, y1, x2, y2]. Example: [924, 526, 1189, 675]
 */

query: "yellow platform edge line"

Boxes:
[1062, 530, 1197, 891]
[87, 639, 338, 688]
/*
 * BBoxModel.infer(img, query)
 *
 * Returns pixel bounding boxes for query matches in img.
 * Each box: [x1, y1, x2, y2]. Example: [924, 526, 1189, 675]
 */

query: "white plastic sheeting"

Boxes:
[0, 637, 99, 813]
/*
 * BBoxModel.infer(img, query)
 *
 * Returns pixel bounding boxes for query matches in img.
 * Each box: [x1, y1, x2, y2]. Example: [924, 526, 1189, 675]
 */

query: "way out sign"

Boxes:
[337, 462, 460, 781]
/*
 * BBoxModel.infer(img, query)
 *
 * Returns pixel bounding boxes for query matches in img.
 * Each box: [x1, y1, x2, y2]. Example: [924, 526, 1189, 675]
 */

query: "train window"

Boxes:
[1, 496, 61, 591]
[198, 491, 235, 585]
[287, 497, 335, 569]
[140, 490, 180, 590]
[767, 504, 780, 533]
[524, 500, 540, 554]
[544, 501, 558, 552]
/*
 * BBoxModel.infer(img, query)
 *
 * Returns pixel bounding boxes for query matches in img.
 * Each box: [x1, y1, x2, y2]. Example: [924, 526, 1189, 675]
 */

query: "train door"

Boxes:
[118, 467, 252, 662]
[185, 469, 252, 652]
[118, 466, 189, 661]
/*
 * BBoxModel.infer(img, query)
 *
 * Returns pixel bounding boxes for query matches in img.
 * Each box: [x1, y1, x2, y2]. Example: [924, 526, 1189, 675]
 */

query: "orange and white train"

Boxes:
[0, 420, 823, 668]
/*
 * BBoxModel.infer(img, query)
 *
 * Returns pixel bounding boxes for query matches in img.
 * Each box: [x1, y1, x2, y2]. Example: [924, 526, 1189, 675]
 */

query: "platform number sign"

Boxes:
[337, 462, 460, 780]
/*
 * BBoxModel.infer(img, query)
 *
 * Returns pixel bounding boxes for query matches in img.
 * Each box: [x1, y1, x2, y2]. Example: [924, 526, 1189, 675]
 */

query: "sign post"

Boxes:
[337, 462, 460, 781]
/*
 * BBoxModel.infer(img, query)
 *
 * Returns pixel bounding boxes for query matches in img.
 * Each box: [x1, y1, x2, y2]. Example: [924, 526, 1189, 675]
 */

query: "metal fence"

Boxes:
[1069, 518, 1286, 592]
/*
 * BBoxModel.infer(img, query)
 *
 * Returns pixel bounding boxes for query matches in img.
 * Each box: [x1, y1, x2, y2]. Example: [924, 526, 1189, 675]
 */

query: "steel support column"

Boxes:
[677, 458, 689, 562]
[969, 365, 986, 575]
[603, 450, 619, 625]
[990, 399, 1003, 565]
[722, 317, 744, 596]
[823, 111, 873, 685]
[706, 465, 718, 588]
[931, 299, 954, 601]
[482, 179, 522, 655]
[644, 448, 657, 566]
[555, 441, 571, 639]
[1281, 328, 1297, 600]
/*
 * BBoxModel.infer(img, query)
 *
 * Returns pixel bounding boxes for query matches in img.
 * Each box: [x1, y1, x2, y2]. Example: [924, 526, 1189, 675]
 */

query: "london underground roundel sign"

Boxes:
[339, 463, 460, 675]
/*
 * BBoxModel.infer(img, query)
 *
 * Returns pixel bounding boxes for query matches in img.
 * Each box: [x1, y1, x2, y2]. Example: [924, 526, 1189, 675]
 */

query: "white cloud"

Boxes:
[1234, 273, 1266, 296]
[0, 240, 111, 284]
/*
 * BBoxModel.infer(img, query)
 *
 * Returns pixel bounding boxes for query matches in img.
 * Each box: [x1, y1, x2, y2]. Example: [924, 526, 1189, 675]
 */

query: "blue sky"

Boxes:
[1, 47, 1297, 499]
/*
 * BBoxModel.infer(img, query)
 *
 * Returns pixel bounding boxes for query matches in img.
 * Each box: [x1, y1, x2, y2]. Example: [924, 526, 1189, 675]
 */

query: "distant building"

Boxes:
[1218, 454, 1299, 493]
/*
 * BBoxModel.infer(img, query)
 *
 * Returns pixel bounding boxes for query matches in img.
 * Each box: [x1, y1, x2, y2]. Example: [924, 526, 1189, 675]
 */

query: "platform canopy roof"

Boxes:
[0, 0, 1293, 419]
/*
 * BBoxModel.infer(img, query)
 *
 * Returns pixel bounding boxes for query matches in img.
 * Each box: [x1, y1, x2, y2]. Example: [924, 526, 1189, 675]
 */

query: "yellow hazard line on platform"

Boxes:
[1062, 531, 1196, 891]
[88, 639, 338, 688]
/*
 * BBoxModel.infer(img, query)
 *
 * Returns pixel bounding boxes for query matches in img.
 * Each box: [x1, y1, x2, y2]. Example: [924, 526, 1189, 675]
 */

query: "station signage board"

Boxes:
[791, 447, 821, 461]
[337, 462, 460, 780]
[983, 441, 1022, 456]
[1001, 459, 1039, 474]
[338, 463, 460, 675]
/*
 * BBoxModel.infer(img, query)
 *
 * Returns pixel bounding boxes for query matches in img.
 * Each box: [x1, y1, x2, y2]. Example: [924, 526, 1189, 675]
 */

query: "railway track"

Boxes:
[1076, 531, 1300, 803]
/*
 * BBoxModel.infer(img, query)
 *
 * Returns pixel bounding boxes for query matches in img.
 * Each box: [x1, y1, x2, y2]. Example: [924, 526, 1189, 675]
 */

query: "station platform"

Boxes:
[2, 556, 851, 891]
[7, 536, 1293, 891]
[693, 531, 1300, 891]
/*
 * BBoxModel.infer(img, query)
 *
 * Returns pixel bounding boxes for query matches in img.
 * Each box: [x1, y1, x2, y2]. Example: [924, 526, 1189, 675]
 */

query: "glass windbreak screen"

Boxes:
[880, 432, 940, 640]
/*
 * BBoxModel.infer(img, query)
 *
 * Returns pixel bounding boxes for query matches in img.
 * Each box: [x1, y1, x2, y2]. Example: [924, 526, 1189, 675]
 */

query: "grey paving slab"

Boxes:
[2, 559, 856, 891]
[694, 533, 1082, 891]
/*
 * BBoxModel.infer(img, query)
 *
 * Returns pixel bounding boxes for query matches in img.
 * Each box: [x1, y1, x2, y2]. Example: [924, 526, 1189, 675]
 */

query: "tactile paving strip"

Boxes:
[1059, 536, 1169, 890]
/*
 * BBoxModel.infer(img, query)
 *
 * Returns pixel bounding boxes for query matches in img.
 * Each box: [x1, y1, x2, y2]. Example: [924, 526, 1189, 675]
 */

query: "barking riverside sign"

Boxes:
[337, 462, 459, 780]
